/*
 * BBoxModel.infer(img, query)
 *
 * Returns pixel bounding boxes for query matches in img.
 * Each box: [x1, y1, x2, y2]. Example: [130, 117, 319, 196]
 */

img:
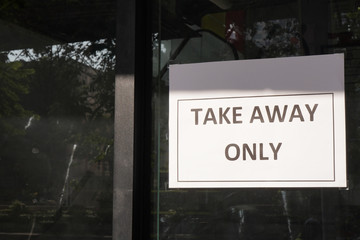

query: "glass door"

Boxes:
[151, 0, 360, 239]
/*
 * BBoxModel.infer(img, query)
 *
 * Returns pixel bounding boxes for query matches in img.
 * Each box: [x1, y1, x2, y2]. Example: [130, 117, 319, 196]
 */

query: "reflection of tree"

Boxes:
[245, 19, 301, 58]
[0, 55, 35, 203]
[0, 40, 115, 234]
[341, 11, 360, 40]
[0, 54, 34, 136]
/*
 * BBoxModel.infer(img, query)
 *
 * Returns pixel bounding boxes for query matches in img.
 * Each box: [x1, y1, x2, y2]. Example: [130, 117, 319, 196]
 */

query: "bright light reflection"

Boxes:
[25, 115, 34, 130]
[4, 39, 113, 70]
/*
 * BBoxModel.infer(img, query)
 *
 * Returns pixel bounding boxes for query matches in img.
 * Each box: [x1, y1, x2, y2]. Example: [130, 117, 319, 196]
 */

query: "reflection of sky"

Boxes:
[252, 22, 267, 47]
[161, 43, 167, 53]
[4, 39, 112, 70]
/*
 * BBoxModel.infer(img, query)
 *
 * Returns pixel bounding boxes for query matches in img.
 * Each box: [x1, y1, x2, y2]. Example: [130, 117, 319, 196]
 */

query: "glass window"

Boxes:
[0, 1, 115, 239]
[151, 0, 360, 239]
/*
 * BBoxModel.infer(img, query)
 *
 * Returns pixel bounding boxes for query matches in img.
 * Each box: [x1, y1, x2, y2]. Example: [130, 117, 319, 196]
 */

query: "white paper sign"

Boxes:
[169, 54, 346, 188]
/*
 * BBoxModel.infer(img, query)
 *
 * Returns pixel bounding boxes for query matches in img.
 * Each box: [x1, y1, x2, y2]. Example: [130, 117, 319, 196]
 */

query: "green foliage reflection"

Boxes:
[0, 40, 114, 236]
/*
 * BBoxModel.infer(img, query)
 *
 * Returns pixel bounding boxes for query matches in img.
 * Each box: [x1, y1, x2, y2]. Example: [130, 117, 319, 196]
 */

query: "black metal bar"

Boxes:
[160, 29, 239, 79]
[133, 0, 153, 239]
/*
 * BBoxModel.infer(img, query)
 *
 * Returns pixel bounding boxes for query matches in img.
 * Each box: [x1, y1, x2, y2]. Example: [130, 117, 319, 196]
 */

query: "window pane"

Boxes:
[151, 1, 360, 240]
[0, 1, 115, 239]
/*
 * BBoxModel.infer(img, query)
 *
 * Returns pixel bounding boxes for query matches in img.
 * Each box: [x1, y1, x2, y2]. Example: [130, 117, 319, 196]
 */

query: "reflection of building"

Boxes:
[0, 19, 59, 51]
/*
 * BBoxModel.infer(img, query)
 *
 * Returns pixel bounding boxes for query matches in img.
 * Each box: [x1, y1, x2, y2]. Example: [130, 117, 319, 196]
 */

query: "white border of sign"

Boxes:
[169, 54, 346, 188]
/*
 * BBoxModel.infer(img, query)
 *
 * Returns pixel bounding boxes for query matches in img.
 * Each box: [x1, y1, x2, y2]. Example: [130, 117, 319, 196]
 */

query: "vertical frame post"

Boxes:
[114, 0, 152, 239]
[113, 0, 135, 239]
